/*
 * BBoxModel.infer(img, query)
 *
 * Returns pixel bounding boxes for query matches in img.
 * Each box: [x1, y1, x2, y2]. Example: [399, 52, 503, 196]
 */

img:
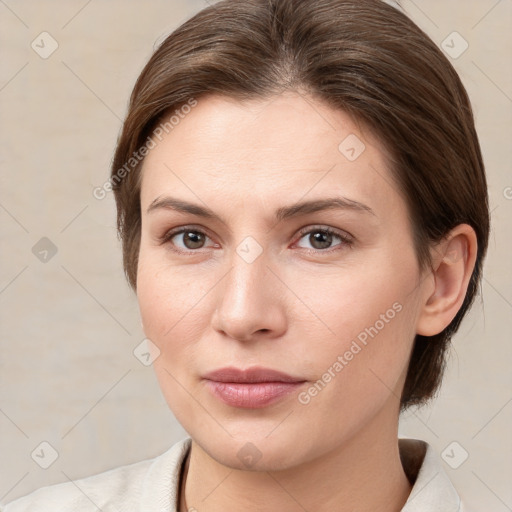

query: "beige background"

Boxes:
[0, 0, 511, 509]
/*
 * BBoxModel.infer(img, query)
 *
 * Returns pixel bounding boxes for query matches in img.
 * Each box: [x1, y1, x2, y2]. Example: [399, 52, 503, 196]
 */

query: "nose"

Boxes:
[210, 250, 287, 342]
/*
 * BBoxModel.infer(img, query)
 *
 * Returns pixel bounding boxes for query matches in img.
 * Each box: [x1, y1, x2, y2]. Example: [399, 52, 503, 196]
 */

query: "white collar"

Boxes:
[399, 438, 464, 511]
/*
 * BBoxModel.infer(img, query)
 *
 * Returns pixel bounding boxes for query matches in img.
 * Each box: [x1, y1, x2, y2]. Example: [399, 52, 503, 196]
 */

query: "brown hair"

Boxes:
[110, 0, 489, 410]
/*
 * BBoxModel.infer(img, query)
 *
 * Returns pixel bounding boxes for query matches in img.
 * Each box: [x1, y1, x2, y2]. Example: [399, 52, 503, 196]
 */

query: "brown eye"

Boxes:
[161, 228, 213, 252]
[309, 231, 333, 250]
[295, 227, 352, 252]
[175, 230, 206, 249]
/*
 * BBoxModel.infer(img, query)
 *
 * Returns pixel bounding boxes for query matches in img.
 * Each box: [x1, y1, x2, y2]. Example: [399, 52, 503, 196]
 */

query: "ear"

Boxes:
[416, 224, 478, 337]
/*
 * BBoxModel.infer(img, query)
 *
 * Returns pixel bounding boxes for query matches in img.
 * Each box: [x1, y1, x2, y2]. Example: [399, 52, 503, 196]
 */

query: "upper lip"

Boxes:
[203, 366, 305, 383]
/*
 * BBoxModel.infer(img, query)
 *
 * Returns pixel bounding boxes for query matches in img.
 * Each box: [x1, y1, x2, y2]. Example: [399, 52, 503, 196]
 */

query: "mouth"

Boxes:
[202, 366, 307, 409]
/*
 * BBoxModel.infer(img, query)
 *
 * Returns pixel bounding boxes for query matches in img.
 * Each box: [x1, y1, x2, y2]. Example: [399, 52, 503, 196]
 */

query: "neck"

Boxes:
[180, 405, 412, 512]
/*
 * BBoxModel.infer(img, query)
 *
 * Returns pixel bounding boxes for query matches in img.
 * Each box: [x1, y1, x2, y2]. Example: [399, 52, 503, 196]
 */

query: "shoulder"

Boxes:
[1, 459, 151, 512]
[1, 437, 191, 512]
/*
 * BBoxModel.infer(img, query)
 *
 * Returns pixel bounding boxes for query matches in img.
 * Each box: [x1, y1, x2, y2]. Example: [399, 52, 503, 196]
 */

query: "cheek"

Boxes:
[290, 251, 420, 402]
[136, 254, 210, 426]
[289, 255, 417, 348]
[136, 251, 224, 412]
[292, 302, 416, 449]
[136, 252, 213, 343]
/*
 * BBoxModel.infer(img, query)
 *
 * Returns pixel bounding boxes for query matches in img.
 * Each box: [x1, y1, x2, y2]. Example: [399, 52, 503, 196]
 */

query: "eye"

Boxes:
[161, 228, 216, 253]
[294, 226, 353, 252]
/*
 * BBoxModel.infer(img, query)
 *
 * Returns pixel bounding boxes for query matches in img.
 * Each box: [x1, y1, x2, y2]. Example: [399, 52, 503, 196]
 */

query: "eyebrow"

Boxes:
[146, 195, 375, 223]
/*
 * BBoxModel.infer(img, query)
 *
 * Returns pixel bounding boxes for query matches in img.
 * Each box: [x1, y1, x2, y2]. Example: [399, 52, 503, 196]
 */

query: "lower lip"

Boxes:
[205, 380, 305, 408]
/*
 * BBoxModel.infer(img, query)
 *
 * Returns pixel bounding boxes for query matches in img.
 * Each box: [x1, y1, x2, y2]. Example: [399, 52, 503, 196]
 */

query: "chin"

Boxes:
[191, 425, 320, 473]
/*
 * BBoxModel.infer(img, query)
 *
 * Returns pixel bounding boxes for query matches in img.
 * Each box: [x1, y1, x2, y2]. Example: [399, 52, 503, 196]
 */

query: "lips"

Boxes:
[203, 366, 305, 384]
[203, 366, 307, 408]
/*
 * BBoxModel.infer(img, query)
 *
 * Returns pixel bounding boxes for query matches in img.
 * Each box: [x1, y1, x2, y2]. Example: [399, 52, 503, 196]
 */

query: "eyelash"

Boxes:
[158, 225, 353, 255]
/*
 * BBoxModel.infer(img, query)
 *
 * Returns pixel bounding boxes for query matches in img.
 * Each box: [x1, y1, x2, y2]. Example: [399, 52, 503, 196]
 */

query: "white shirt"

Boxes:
[1, 437, 471, 511]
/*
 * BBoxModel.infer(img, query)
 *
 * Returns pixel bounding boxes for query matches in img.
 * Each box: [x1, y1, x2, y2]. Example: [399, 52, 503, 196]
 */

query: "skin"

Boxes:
[136, 91, 477, 512]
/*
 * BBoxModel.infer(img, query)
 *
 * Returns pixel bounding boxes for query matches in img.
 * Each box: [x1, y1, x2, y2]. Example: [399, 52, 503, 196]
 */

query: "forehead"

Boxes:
[139, 92, 401, 218]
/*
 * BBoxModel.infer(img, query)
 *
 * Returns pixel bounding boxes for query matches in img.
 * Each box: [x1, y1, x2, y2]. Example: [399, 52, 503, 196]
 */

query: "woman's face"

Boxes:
[137, 92, 430, 470]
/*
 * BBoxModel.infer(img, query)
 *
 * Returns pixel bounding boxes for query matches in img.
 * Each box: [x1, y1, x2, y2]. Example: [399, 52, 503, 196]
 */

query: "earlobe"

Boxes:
[416, 224, 478, 336]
